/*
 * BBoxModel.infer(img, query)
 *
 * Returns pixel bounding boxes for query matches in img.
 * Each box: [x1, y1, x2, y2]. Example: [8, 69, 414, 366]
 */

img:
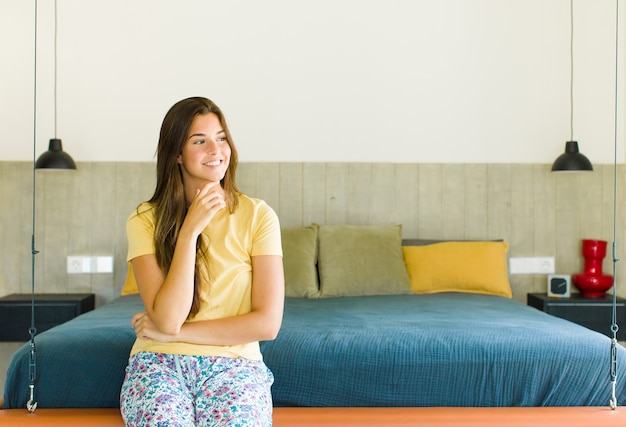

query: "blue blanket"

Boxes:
[3, 294, 139, 408]
[263, 294, 626, 407]
[4, 293, 625, 408]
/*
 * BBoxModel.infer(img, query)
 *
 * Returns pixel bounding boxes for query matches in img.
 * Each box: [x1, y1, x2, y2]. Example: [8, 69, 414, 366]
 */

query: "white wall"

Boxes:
[1, 0, 624, 163]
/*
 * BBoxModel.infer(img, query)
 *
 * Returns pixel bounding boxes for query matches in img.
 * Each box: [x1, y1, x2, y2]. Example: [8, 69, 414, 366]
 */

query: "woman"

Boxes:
[120, 97, 284, 426]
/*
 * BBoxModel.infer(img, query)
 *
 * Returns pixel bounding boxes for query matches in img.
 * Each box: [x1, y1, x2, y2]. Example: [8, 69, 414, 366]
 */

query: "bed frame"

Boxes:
[0, 406, 625, 426]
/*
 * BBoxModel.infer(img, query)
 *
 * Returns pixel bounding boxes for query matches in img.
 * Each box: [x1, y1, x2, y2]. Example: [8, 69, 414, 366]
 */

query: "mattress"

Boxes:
[262, 293, 626, 407]
[3, 294, 140, 408]
[3, 292, 625, 408]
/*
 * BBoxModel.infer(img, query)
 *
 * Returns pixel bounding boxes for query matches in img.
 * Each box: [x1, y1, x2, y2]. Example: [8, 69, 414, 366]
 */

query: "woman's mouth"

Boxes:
[203, 160, 222, 167]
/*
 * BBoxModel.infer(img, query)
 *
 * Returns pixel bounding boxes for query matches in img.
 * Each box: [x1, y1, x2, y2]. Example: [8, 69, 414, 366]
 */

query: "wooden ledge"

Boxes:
[0, 406, 624, 426]
[273, 407, 626, 426]
[0, 408, 124, 426]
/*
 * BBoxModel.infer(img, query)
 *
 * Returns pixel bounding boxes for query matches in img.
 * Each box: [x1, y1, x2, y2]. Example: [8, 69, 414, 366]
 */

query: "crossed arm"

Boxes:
[130, 252, 284, 345]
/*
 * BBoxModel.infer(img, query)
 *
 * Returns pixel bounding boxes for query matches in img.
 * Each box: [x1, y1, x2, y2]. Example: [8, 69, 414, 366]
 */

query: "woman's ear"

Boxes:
[177, 154, 182, 164]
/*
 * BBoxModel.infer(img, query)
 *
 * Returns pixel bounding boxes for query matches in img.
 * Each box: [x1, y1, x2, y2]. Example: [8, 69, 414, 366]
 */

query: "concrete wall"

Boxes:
[1, 161, 623, 306]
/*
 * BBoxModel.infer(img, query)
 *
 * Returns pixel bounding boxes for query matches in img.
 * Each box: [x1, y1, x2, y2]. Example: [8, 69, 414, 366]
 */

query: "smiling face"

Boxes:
[177, 112, 232, 198]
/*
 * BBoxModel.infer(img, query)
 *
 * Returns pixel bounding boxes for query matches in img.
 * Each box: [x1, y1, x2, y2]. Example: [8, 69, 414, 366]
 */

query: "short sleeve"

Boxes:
[250, 201, 282, 257]
[126, 203, 156, 262]
[122, 204, 155, 295]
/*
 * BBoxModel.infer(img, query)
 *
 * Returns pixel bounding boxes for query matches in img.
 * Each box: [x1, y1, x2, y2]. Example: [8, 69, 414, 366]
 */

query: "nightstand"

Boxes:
[527, 292, 625, 340]
[0, 293, 95, 341]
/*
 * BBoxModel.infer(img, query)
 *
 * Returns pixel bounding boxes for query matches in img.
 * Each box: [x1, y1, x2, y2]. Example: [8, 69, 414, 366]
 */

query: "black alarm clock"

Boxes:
[547, 274, 570, 298]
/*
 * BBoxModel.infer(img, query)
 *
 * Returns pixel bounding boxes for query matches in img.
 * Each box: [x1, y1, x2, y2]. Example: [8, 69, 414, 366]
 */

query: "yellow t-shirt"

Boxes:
[123, 194, 282, 360]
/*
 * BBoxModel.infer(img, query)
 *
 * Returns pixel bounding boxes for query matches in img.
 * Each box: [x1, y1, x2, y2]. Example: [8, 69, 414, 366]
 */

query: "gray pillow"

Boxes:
[317, 224, 411, 297]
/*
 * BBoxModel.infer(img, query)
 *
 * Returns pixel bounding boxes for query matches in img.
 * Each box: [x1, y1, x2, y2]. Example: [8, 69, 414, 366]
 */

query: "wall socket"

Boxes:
[67, 256, 114, 274]
[509, 257, 555, 275]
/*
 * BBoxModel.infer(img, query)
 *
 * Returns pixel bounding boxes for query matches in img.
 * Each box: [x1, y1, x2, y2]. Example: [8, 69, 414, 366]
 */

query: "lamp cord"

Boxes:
[570, 0, 574, 142]
[27, 0, 39, 414]
[53, 0, 57, 138]
[609, 0, 620, 411]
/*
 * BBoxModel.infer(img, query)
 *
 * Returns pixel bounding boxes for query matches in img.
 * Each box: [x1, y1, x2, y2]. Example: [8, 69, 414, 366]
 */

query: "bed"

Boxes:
[3, 226, 626, 409]
[3, 292, 625, 409]
[266, 293, 625, 407]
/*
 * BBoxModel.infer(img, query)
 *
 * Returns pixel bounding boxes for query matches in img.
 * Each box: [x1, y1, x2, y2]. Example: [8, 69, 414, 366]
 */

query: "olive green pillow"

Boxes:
[281, 225, 320, 298]
[317, 224, 411, 297]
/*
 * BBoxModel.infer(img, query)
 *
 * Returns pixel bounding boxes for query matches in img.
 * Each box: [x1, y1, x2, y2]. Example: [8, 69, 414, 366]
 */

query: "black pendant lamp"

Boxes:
[551, 141, 592, 172]
[552, 0, 593, 172]
[35, 138, 76, 169]
[34, 0, 75, 171]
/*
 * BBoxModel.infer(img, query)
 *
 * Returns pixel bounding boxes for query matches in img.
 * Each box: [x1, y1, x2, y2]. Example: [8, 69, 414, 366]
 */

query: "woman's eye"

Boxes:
[217, 137, 226, 142]
[193, 139, 204, 145]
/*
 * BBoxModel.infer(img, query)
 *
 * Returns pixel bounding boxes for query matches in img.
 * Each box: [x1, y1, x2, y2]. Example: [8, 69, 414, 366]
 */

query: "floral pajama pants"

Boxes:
[120, 352, 274, 426]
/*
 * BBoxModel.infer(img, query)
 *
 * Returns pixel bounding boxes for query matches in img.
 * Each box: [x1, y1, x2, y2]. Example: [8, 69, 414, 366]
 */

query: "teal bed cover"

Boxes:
[4, 293, 625, 408]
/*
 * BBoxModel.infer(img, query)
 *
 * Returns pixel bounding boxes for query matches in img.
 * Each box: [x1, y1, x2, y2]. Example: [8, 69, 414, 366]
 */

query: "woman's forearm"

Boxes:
[148, 233, 198, 334]
[176, 310, 283, 345]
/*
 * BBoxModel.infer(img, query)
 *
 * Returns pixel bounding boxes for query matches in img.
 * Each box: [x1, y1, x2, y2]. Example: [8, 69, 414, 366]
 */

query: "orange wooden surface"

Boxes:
[272, 407, 626, 427]
[0, 408, 124, 426]
[0, 406, 624, 426]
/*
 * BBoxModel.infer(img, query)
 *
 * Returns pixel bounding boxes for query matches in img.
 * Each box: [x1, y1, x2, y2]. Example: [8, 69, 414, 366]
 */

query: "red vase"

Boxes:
[572, 239, 614, 298]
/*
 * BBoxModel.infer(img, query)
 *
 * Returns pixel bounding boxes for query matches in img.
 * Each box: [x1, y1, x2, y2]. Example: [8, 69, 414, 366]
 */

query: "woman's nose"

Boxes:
[205, 140, 219, 154]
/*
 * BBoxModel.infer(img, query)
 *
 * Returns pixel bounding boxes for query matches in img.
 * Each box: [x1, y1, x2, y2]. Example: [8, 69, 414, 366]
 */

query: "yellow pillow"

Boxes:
[403, 241, 512, 298]
[121, 264, 139, 295]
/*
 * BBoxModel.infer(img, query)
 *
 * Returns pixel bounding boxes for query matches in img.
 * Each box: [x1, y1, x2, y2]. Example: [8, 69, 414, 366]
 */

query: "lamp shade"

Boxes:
[35, 139, 76, 170]
[551, 141, 593, 172]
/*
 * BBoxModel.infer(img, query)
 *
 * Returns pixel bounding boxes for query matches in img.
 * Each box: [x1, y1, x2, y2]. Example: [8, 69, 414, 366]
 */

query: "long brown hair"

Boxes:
[147, 97, 240, 317]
